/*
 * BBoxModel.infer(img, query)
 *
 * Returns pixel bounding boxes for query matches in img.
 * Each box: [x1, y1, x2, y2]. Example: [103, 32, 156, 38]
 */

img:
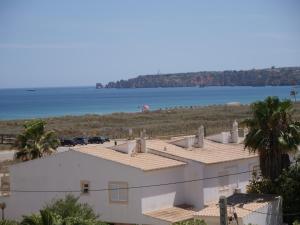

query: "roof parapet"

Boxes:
[110, 140, 137, 156]
[170, 136, 195, 150]
[206, 120, 240, 144]
[169, 125, 205, 150]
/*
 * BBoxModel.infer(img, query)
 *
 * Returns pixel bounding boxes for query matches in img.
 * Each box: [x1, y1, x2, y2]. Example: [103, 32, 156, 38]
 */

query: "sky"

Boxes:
[0, 0, 300, 88]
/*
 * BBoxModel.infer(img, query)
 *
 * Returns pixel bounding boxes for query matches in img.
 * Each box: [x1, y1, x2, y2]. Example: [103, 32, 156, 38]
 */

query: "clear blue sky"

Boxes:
[1, 0, 300, 88]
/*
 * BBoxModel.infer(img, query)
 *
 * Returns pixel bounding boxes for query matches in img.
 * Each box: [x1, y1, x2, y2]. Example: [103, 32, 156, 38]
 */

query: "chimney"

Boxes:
[128, 128, 133, 140]
[185, 136, 194, 149]
[194, 125, 204, 148]
[138, 129, 146, 153]
[136, 139, 141, 153]
[231, 120, 239, 143]
[140, 129, 146, 139]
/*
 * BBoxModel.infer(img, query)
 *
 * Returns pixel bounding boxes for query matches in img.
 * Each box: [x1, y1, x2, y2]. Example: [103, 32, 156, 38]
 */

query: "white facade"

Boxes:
[2, 150, 181, 225]
[242, 200, 282, 225]
[203, 157, 259, 204]
[0, 136, 261, 225]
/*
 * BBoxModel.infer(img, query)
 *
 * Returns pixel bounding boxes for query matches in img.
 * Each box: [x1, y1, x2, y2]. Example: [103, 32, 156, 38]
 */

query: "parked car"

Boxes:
[100, 136, 110, 142]
[88, 136, 104, 144]
[60, 138, 75, 146]
[73, 137, 88, 145]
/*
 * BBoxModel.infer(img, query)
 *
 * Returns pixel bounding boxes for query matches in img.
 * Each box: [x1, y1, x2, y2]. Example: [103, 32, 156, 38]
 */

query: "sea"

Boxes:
[0, 86, 294, 120]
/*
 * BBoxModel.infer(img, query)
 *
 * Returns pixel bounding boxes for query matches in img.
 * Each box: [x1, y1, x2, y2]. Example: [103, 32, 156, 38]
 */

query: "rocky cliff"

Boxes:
[105, 67, 300, 88]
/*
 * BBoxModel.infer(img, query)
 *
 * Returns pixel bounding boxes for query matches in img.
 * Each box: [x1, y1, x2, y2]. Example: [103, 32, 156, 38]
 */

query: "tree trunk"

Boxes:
[271, 150, 281, 180]
[281, 153, 291, 171]
[259, 153, 268, 178]
[260, 149, 287, 181]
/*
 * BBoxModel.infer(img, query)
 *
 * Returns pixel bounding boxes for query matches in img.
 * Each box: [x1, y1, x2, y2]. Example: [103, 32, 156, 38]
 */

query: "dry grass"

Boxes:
[0, 103, 299, 139]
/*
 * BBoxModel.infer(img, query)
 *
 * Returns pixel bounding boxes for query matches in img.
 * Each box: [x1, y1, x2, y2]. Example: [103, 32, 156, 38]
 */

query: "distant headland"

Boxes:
[98, 66, 300, 88]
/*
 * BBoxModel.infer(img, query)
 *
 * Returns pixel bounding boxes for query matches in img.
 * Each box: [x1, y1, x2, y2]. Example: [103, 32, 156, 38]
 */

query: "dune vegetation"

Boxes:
[0, 103, 299, 142]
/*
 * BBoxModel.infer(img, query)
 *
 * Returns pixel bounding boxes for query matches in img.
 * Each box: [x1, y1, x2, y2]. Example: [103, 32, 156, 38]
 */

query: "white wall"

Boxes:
[141, 166, 185, 213]
[3, 150, 182, 225]
[182, 160, 205, 210]
[147, 149, 205, 210]
[144, 148, 258, 210]
[203, 157, 259, 204]
[3, 148, 259, 225]
[141, 160, 204, 211]
[242, 197, 282, 225]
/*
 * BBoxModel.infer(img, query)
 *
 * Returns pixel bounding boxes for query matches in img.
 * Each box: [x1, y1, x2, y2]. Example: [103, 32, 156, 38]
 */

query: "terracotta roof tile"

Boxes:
[144, 207, 196, 223]
[73, 145, 186, 171]
[147, 138, 257, 164]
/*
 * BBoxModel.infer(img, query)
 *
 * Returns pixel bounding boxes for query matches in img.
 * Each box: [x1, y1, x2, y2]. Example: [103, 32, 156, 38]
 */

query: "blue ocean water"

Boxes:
[0, 86, 293, 120]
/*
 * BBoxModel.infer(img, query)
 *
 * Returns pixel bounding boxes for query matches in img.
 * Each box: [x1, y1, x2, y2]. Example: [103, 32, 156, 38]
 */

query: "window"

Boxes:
[108, 182, 128, 204]
[80, 181, 90, 194]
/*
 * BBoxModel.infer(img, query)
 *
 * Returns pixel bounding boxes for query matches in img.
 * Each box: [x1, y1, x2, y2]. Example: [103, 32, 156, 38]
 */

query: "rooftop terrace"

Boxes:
[147, 138, 257, 164]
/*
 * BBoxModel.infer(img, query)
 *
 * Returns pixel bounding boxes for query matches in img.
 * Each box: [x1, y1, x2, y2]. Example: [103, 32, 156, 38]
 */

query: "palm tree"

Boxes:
[20, 209, 106, 225]
[21, 210, 61, 225]
[44, 195, 98, 221]
[44, 195, 107, 225]
[242, 96, 300, 181]
[14, 120, 60, 161]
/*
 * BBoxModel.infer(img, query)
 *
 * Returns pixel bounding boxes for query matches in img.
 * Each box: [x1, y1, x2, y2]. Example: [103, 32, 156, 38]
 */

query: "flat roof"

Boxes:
[144, 207, 195, 223]
[73, 144, 186, 172]
[195, 193, 278, 218]
[146, 138, 257, 164]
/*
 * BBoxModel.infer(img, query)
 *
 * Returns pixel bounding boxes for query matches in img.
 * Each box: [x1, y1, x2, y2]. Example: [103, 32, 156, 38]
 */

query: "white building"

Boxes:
[0, 124, 282, 225]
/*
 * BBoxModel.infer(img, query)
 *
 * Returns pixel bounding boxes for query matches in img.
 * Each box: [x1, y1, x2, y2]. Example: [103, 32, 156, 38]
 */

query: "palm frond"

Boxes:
[14, 120, 60, 161]
[21, 214, 41, 225]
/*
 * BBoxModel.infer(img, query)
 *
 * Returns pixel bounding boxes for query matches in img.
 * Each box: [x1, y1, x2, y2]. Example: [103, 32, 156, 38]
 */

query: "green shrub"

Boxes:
[276, 163, 300, 224]
[0, 220, 19, 225]
[44, 194, 99, 221]
[247, 162, 300, 224]
[293, 220, 300, 225]
[246, 172, 275, 194]
[173, 219, 207, 225]
[20, 195, 107, 225]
